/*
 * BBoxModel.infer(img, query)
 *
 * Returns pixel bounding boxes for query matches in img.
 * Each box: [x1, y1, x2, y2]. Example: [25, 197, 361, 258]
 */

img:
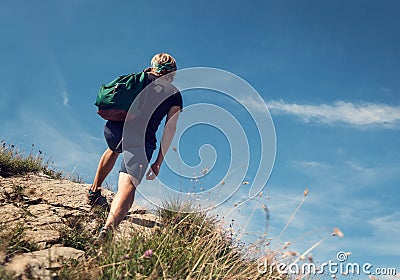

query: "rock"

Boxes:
[116, 213, 161, 240]
[0, 250, 5, 263]
[32, 246, 84, 263]
[24, 229, 60, 245]
[0, 204, 25, 224]
[6, 246, 84, 279]
[126, 213, 161, 228]
[0, 174, 161, 279]
[5, 254, 42, 279]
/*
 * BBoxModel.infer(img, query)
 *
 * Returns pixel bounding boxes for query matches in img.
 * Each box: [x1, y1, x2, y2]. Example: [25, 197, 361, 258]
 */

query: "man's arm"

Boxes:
[146, 106, 181, 180]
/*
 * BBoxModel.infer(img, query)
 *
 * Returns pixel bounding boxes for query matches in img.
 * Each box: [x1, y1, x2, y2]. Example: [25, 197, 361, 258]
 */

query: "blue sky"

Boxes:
[1, 0, 399, 276]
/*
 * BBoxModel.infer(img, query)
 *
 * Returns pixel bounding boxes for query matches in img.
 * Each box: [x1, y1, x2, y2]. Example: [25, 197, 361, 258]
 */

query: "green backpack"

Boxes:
[95, 72, 148, 121]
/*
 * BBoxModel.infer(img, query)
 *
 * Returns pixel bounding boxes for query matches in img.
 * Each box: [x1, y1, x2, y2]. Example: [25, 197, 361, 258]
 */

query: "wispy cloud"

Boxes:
[238, 97, 269, 112]
[62, 89, 69, 106]
[366, 211, 400, 255]
[266, 100, 400, 128]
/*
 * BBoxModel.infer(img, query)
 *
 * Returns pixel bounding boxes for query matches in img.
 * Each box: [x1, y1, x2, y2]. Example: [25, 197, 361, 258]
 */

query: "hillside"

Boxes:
[0, 173, 159, 279]
[0, 142, 283, 279]
[0, 172, 278, 280]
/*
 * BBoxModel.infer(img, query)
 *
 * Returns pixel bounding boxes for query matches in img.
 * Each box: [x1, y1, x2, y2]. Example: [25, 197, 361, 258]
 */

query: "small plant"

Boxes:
[58, 208, 110, 254]
[90, 205, 110, 232]
[59, 226, 93, 251]
[0, 266, 15, 280]
[0, 184, 27, 203]
[58, 215, 96, 252]
[58, 199, 279, 280]
[0, 143, 43, 177]
[0, 223, 38, 261]
[63, 173, 85, 184]
[42, 166, 63, 180]
[12, 184, 25, 196]
[0, 142, 84, 182]
[157, 199, 218, 243]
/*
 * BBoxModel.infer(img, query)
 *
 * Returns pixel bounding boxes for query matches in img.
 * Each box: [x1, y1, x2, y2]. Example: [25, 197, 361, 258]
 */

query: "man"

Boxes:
[88, 53, 182, 235]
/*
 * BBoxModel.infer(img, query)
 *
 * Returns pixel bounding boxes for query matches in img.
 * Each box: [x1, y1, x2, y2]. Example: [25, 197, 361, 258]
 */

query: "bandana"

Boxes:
[151, 61, 176, 73]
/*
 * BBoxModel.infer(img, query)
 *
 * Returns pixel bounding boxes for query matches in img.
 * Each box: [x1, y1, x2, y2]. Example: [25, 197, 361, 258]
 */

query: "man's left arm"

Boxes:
[146, 106, 181, 180]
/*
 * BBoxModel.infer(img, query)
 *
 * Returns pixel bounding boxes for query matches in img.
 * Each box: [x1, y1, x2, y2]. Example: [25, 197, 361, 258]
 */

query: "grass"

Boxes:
[0, 223, 39, 279]
[0, 199, 280, 280]
[0, 142, 44, 177]
[0, 223, 39, 262]
[0, 266, 14, 280]
[58, 207, 109, 252]
[59, 221, 94, 252]
[0, 143, 342, 279]
[0, 167, 283, 280]
[0, 142, 82, 182]
[57, 200, 282, 280]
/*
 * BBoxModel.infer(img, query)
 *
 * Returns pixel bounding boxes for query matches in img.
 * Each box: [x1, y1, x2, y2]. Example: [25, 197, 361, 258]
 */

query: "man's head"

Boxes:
[150, 53, 177, 79]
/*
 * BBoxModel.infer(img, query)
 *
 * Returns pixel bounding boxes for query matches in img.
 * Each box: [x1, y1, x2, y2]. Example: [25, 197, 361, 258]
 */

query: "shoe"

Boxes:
[87, 189, 108, 207]
[96, 227, 111, 244]
[98, 227, 108, 239]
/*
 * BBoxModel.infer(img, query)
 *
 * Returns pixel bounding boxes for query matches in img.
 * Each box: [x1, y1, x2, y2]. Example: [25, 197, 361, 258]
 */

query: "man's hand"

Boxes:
[146, 106, 180, 181]
[146, 162, 161, 180]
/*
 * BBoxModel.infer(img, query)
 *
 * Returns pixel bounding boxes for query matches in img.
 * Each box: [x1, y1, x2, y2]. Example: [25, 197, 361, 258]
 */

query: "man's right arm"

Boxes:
[146, 105, 181, 180]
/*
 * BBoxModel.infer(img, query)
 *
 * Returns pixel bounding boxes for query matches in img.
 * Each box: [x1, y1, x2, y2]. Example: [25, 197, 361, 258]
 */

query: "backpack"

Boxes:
[95, 72, 148, 121]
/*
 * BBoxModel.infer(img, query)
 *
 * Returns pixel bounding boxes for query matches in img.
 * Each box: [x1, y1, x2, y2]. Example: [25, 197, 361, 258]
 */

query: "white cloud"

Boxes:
[238, 97, 269, 112]
[62, 89, 69, 106]
[292, 159, 400, 189]
[266, 100, 400, 128]
[368, 212, 400, 250]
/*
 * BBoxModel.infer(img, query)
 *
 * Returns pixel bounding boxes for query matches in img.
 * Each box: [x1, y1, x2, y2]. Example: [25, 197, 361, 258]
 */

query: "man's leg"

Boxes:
[90, 148, 119, 192]
[103, 172, 139, 229]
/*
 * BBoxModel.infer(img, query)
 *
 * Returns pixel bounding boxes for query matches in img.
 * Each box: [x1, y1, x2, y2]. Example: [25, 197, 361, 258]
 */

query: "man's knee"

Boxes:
[118, 172, 139, 190]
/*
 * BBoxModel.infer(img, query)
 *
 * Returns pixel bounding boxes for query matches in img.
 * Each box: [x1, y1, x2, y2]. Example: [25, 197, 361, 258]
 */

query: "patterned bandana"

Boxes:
[151, 61, 176, 73]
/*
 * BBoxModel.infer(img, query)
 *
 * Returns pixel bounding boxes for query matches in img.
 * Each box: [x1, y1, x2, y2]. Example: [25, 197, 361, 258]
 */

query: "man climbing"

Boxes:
[88, 53, 182, 235]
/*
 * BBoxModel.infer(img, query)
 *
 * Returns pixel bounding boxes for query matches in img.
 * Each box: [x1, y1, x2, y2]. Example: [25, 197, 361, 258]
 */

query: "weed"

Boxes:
[58, 200, 279, 280]
[0, 142, 83, 182]
[0, 184, 27, 202]
[0, 266, 15, 280]
[58, 226, 93, 251]
[42, 167, 63, 180]
[63, 173, 85, 184]
[0, 143, 42, 177]
[58, 215, 96, 252]
[90, 206, 109, 232]
[0, 223, 38, 261]
[58, 209, 109, 254]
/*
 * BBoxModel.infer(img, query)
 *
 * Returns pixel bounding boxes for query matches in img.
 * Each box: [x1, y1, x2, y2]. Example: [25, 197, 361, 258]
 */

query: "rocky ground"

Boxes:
[0, 173, 160, 279]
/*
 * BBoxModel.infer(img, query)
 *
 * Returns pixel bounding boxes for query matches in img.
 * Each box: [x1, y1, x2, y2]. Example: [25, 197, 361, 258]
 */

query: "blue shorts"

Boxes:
[104, 120, 154, 182]
[104, 120, 124, 153]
